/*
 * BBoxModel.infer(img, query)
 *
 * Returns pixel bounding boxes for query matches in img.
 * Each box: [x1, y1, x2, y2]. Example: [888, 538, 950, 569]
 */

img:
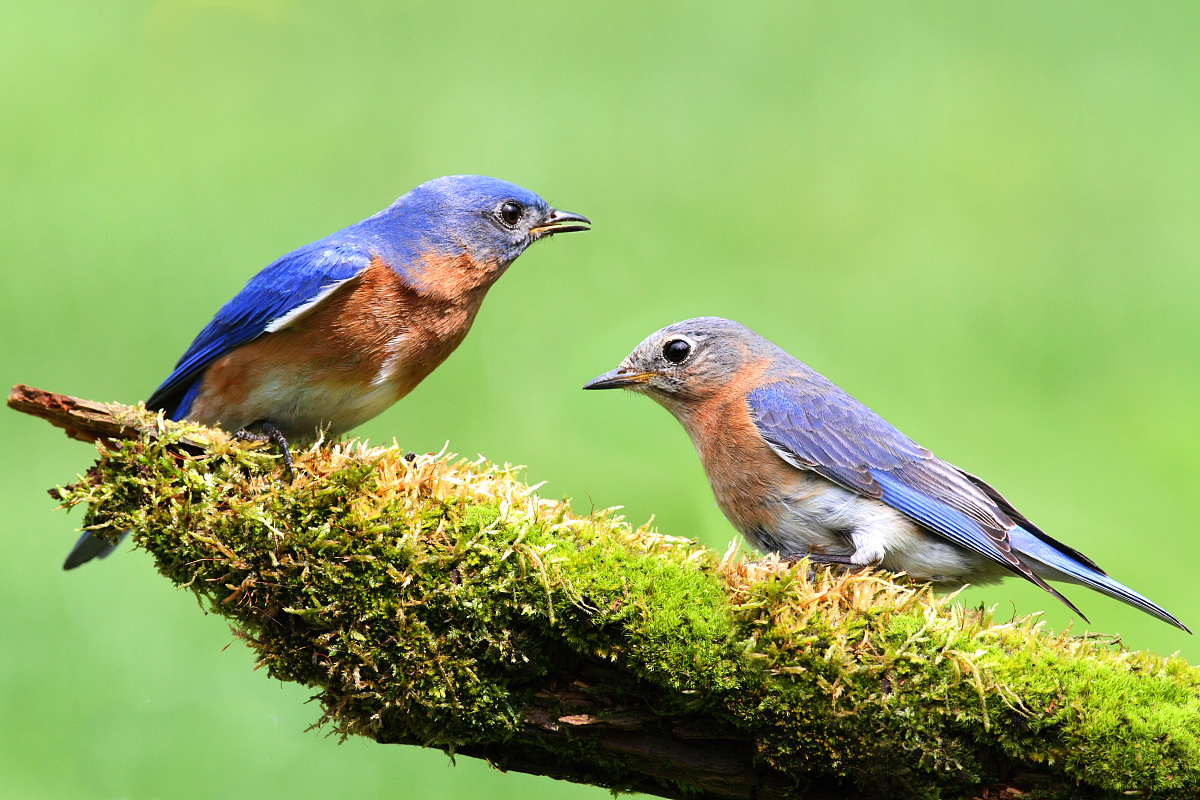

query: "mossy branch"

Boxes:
[11, 384, 1200, 800]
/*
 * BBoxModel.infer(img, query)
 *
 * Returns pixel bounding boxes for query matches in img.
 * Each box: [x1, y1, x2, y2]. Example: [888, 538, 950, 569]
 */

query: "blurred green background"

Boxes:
[3, 2, 1199, 798]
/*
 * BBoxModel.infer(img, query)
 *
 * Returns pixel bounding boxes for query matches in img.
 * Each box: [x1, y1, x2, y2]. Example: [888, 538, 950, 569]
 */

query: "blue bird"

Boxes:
[64, 175, 589, 569]
[585, 317, 1189, 632]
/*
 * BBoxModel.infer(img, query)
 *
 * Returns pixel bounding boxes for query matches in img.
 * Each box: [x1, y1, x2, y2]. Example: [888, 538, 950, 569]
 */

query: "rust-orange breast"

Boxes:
[188, 255, 495, 435]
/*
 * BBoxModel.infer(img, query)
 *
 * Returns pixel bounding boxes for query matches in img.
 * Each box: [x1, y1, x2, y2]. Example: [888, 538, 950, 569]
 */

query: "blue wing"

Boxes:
[147, 241, 373, 418]
[746, 380, 1085, 604]
[748, 380, 1190, 631]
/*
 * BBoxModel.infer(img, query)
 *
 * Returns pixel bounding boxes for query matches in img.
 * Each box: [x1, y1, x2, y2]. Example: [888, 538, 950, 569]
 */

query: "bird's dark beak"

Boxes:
[583, 367, 651, 390]
[531, 208, 591, 238]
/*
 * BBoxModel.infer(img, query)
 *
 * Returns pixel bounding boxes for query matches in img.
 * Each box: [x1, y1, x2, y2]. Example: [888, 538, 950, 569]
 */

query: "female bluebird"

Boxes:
[585, 317, 1188, 632]
[64, 175, 588, 569]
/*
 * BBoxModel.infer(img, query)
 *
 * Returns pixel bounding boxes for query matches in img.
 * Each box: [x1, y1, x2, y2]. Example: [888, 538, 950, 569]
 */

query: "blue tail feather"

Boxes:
[1008, 527, 1189, 633]
[63, 530, 129, 571]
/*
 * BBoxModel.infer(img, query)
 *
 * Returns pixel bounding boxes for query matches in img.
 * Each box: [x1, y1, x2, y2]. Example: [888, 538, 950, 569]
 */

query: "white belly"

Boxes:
[253, 372, 403, 437]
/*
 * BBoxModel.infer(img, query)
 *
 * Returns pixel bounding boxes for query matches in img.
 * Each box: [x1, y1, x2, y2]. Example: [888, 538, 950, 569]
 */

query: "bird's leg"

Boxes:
[782, 551, 858, 567]
[235, 421, 294, 481]
[800, 552, 858, 566]
[780, 551, 862, 581]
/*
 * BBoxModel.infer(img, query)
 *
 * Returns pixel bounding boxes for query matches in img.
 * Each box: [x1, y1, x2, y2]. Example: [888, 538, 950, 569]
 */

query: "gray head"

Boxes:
[584, 317, 776, 408]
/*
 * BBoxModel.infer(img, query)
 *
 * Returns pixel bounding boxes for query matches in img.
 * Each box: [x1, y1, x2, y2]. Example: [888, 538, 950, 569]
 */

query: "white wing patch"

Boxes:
[373, 334, 408, 386]
[264, 273, 364, 334]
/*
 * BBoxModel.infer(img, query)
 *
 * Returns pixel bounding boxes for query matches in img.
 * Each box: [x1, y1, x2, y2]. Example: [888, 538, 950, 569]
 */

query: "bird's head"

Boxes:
[374, 175, 589, 294]
[584, 317, 769, 412]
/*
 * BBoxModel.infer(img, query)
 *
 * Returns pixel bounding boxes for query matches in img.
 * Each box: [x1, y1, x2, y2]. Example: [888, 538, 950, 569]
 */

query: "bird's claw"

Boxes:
[236, 422, 294, 482]
[783, 551, 857, 567]
[780, 551, 861, 582]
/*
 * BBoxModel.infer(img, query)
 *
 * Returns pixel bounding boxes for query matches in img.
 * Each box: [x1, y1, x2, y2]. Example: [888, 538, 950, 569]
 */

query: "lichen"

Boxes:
[52, 409, 1200, 799]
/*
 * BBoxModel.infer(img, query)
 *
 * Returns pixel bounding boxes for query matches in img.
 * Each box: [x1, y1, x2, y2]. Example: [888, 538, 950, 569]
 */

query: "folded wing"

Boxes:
[147, 242, 372, 418]
[746, 379, 1086, 615]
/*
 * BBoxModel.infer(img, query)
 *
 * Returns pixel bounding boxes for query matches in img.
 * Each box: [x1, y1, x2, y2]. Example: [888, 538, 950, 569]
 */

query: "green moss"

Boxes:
[53, 411, 1200, 799]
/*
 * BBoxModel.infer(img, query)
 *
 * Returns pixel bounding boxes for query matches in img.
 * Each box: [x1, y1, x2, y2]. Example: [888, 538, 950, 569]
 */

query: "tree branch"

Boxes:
[11, 385, 1200, 800]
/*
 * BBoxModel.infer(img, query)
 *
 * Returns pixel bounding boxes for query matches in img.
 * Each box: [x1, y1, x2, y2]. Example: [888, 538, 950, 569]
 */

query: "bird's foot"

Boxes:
[783, 551, 878, 582]
[783, 551, 857, 567]
[235, 422, 294, 481]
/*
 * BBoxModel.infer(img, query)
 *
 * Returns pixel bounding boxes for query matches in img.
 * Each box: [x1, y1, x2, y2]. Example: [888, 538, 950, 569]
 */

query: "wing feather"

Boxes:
[747, 380, 1091, 615]
[748, 381, 1024, 569]
[147, 242, 373, 418]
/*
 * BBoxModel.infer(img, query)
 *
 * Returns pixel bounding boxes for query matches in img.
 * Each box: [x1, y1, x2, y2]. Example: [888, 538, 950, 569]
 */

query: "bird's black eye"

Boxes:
[662, 339, 692, 364]
[499, 201, 523, 226]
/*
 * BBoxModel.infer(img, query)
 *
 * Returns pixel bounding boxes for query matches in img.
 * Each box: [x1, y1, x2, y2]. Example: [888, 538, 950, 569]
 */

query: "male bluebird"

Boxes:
[585, 317, 1188, 632]
[64, 175, 589, 569]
